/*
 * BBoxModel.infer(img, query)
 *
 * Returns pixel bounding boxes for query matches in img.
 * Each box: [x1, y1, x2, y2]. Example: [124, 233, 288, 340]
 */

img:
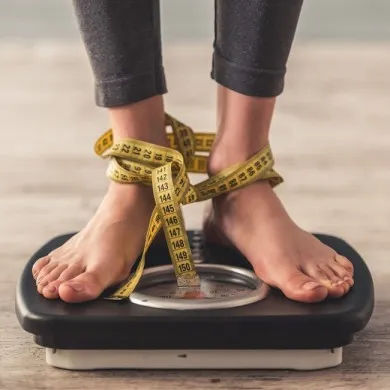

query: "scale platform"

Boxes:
[15, 231, 374, 371]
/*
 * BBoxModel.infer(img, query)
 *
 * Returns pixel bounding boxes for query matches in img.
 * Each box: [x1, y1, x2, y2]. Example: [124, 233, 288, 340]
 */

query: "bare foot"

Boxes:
[204, 180, 354, 303]
[32, 182, 154, 302]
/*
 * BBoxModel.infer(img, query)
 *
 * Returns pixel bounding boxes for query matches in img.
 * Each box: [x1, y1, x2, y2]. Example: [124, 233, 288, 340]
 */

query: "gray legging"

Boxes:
[72, 0, 303, 108]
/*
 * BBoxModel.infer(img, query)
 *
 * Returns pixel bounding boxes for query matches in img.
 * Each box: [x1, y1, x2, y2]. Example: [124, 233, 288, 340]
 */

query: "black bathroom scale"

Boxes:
[15, 231, 374, 371]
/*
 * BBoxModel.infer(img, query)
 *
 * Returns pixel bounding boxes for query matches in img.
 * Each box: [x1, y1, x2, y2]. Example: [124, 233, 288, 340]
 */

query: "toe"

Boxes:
[32, 256, 50, 279]
[334, 254, 354, 275]
[317, 264, 341, 284]
[324, 264, 351, 297]
[42, 264, 84, 299]
[306, 265, 346, 298]
[42, 282, 60, 299]
[36, 262, 58, 289]
[330, 261, 354, 287]
[58, 272, 104, 303]
[57, 263, 85, 282]
[278, 270, 328, 303]
[43, 264, 68, 284]
[38, 264, 67, 294]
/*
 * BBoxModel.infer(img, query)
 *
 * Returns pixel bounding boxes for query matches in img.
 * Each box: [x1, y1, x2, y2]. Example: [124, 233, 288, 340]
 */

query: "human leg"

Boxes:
[206, 0, 354, 303]
[33, 0, 167, 302]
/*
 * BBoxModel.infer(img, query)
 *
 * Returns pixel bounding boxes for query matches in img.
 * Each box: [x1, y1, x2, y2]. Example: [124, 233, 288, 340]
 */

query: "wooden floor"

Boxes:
[1, 42, 390, 389]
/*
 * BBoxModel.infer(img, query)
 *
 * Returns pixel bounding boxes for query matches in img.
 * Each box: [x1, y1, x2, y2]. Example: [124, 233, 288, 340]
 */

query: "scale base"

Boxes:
[16, 231, 374, 371]
[46, 347, 342, 371]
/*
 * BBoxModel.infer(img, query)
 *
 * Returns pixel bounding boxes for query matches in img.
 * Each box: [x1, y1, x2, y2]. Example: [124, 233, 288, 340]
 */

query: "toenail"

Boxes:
[332, 280, 344, 287]
[67, 283, 84, 292]
[303, 281, 322, 291]
[46, 286, 56, 293]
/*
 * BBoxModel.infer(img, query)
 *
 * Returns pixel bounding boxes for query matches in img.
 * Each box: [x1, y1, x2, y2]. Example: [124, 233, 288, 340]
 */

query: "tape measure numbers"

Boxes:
[94, 113, 283, 300]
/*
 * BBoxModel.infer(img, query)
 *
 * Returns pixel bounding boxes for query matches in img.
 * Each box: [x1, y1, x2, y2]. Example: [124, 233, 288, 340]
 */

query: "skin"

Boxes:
[32, 90, 354, 303]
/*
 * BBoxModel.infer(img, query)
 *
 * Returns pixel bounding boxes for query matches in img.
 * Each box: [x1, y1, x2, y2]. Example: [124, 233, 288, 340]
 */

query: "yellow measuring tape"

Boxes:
[94, 113, 283, 300]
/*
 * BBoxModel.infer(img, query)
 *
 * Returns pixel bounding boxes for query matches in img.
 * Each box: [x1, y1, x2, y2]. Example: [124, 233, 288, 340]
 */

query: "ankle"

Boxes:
[96, 181, 153, 220]
[108, 95, 168, 147]
[208, 87, 275, 176]
[207, 137, 270, 177]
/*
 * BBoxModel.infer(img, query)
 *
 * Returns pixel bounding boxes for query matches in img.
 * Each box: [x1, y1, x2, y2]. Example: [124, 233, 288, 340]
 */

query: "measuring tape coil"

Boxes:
[94, 113, 283, 300]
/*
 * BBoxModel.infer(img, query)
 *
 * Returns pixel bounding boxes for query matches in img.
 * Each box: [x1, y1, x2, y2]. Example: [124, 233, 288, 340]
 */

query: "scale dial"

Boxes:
[139, 279, 253, 300]
[130, 264, 269, 310]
